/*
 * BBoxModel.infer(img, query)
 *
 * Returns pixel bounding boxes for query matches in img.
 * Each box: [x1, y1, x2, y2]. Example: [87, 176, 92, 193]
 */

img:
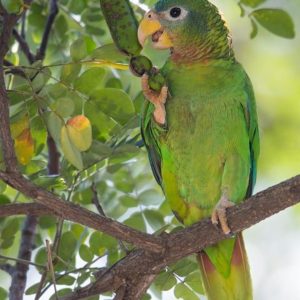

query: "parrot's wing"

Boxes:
[141, 101, 165, 187]
[242, 74, 260, 197]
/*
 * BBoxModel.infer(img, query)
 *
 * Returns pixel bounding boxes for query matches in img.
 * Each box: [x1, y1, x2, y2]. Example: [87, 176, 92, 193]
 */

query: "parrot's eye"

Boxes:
[170, 7, 181, 18]
[164, 6, 188, 21]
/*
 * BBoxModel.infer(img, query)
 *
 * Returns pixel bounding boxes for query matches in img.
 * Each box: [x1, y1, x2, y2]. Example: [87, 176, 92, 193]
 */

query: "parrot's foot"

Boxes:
[211, 195, 235, 235]
[141, 74, 168, 125]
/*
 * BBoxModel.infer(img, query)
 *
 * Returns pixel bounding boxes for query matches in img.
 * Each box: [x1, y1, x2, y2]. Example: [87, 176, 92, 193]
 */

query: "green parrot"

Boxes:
[137, 0, 259, 299]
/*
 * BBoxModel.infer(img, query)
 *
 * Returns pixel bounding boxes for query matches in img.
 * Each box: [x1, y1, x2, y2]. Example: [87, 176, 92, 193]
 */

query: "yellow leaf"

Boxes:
[60, 125, 83, 170]
[82, 60, 128, 70]
[11, 113, 30, 139]
[14, 128, 34, 165]
[66, 115, 92, 152]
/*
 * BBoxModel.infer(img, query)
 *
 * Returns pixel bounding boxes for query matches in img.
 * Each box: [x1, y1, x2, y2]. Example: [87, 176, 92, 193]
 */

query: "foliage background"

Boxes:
[0, 0, 299, 299]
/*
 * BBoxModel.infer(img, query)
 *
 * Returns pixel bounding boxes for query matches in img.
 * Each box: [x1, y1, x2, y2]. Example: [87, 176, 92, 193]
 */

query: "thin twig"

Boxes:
[91, 183, 129, 254]
[0, 254, 46, 269]
[12, 29, 35, 64]
[46, 240, 58, 300]
[36, 0, 58, 60]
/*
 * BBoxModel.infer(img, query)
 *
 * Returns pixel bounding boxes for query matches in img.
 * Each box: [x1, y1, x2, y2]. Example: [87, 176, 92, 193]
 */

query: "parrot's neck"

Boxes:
[170, 10, 234, 64]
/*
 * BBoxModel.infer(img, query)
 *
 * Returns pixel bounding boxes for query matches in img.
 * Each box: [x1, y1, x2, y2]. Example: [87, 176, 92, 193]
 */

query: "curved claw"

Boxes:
[211, 196, 234, 235]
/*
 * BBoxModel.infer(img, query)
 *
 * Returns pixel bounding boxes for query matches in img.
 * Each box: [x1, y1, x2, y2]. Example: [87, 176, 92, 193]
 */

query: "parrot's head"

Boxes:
[138, 0, 233, 63]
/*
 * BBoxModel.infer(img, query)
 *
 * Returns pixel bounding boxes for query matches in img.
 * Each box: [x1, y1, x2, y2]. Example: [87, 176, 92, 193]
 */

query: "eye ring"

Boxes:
[164, 6, 188, 21]
[170, 7, 181, 18]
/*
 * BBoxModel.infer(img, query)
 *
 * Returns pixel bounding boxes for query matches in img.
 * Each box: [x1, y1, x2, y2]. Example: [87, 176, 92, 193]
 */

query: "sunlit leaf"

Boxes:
[60, 125, 83, 169]
[79, 244, 94, 262]
[74, 68, 106, 96]
[252, 9, 295, 38]
[240, 0, 266, 8]
[66, 115, 92, 152]
[174, 282, 199, 300]
[185, 272, 205, 294]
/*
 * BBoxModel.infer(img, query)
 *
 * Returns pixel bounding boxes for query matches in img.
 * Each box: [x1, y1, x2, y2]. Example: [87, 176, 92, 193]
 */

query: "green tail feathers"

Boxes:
[197, 233, 252, 300]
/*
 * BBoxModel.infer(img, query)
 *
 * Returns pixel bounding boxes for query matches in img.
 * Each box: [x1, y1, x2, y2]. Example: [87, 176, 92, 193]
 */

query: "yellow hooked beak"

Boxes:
[138, 11, 173, 49]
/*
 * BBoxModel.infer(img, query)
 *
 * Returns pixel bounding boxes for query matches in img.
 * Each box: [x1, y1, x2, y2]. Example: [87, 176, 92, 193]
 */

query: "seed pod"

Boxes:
[130, 55, 153, 77]
[148, 71, 166, 92]
[100, 0, 142, 56]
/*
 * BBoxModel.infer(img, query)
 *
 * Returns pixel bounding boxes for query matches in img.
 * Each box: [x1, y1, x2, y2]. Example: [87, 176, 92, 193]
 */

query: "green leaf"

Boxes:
[25, 283, 41, 295]
[252, 9, 295, 39]
[124, 212, 146, 231]
[49, 288, 72, 300]
[59, 231, 77, 261]
[56, 275, 76, 285]
[61, 125, 83, 169]
[60, 63, 81, 84]
[172, 258, 198, 277]
[0, 236, 14, 249]
[31, 68, 51, 92]
[143, 210, 164, 231]
[89, 231, 106, 256]
[31, 116, 47, 155]
[106, 78, 123, 89]
[68, 0, 86, 14]
[174, 283, 199, 300]
[77, 271, 91, 285]
[1, 218, 20, 238]
[74, 68, 106, 96]
[240, 0, 266, 8]
[55, 97, 75, 118]
[89, 88, 135, 125]
[154, 271, 177, 291]
[35, 247, 47, 270]
[185, 272, 204, 294]
[90, 44, 127, 62]
[250, 19, 258, 39]
[70, 37, 88, 61]
[79, 244, 94, 262]
[142, 294, 151, 300]
[1, 0, 23, 14]
[39, 216, 56, 229]
[46, 111, 63, 144]
[0, 194, 10, 205]
[139, 189, 163, 206]
[119, 195, 137, 208]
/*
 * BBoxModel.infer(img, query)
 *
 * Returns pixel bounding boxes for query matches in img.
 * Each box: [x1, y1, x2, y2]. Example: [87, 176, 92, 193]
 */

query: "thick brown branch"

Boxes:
[60, 175, 300, 299]
[0, 172, 164, 253]
[1, 175, 300, 299]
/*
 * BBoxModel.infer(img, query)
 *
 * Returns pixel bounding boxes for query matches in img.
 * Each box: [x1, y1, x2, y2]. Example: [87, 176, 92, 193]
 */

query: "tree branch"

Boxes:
[0, 172, 165, 253]
[59, 175, 300, 299]
[35, 0, 58, 61]
[9, 215, 38, 300]
[0, 175, 300, 299]
[12, 29, 35, 64]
